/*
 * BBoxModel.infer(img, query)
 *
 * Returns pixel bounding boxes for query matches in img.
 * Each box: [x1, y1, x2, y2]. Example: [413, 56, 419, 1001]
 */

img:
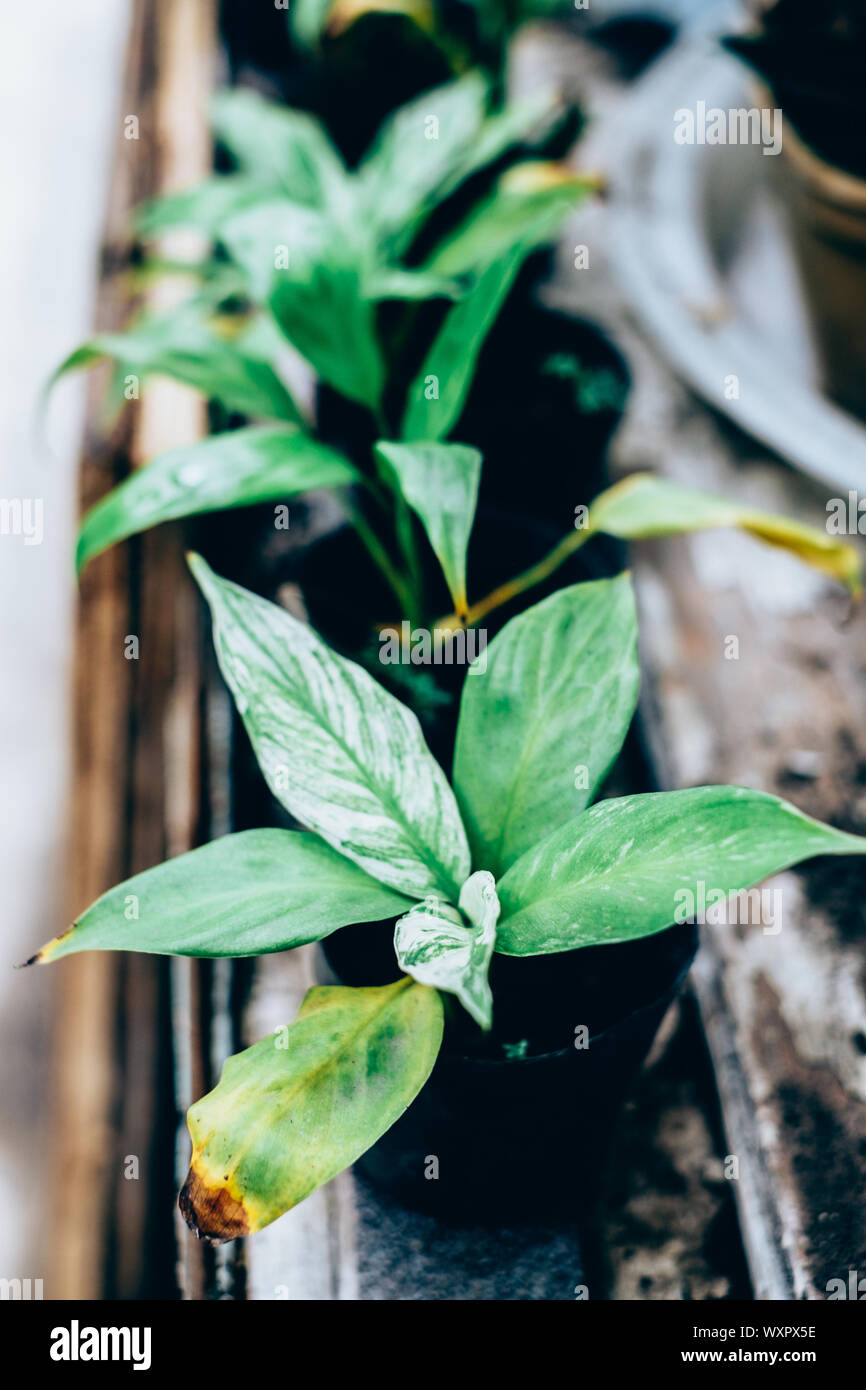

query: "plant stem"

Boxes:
[340, 496, 415, 619]
[366, 437, 426, 626]
[393, 493, 426, 625]
[440, 525, 594, 630]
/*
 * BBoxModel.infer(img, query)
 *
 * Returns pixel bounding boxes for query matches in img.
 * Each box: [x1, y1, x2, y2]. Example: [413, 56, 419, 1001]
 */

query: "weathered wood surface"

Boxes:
[622, 370, 866, 1300]
[53, 0, 215, 1299]
[522, 18, 866, 1300]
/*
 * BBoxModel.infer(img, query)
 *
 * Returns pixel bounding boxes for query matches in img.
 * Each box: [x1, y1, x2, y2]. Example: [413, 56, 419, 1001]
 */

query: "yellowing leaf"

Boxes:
[179, 979, 443, 1239]
[590, 474, 862, 595]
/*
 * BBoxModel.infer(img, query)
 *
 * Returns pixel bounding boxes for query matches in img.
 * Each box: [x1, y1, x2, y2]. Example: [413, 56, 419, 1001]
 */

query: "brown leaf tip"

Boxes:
[17, 924, 76, 967]
[178, 1166, 250, 1244]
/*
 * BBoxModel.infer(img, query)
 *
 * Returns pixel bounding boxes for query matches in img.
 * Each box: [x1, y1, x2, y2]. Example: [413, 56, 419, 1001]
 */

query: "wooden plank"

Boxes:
[50, 0, 215, 1299]
[614, 337, 866, 1300]
[601, 997, 752, 1301]
[50, 0, 151, 1302]
[520, 16, 866, 1299]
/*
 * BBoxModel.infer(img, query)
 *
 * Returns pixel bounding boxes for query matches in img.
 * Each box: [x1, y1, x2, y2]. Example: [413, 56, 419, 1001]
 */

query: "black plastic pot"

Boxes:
[318, 918, 698, 1223]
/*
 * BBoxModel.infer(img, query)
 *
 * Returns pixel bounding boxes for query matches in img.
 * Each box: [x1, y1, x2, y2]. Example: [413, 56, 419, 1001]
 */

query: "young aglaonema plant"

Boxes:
[29, 556, 866, 1241]
[53, 79, 594, 601]
[49, 81, 860, 632]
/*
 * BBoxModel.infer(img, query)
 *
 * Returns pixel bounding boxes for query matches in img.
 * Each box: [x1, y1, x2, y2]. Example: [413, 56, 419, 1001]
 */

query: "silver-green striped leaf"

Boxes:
[394, 870, 499, 1029]
[190, 555, 471, 900]
[496, 786, 866, 956]
[358, 72, 490, 252]
[453, 576, 640, 877]
[211, 88, 349, 211]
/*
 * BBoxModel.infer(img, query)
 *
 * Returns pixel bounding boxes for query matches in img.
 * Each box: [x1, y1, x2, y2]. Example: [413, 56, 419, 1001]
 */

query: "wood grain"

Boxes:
[50, 0, 215, 1299]
[616, 337, 866, 1300]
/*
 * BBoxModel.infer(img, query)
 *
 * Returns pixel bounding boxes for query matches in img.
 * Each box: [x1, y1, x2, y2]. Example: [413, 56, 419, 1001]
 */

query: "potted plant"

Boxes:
[54, 79, 601, 582]
[29, 479, 861, 1232]
[277, 0, 580, 157]
[724, 1, 866, 419]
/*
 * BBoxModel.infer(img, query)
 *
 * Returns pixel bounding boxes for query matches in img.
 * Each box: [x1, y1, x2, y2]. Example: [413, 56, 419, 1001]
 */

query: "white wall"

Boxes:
[0, 0, 131, 1284]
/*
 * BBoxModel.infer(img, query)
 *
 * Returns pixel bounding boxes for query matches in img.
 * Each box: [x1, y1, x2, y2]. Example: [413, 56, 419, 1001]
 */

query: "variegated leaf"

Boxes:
[394, 870, 499, 1029]
[180, 979, 443, 1239]
[496, 786, 866, 955]
[453, 575, 639, 876]
[189, 555, 471, 899]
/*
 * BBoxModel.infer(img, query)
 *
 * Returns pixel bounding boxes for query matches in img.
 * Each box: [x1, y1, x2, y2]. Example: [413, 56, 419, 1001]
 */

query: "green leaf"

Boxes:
[360, 80, 565, 257]
[424, 164, 592, 278]
[401, 247, 525, 440]
[453, 575, 639, 876]
[134, 174, 266, 239]
[375, 440, 481, 614]
[31, 830, 410, 963]
[452, 89, 565, 186]
[222, 200, 384, 408]
[189, 555, 471, 900]
[76, 425, 355, 572]
[359, 72, 489, 252]
[394, 870, 499, 1029]
[589, 474, 862, 595]
[495, 786, 866, 956]
[180, 978, 443, 1239]
[270, 259, 383, 407]
[51, 304, 302, 425]
[365, 266, 461, 301]
[289, 0, 337, 49]
[211, 89, 349, 212]
[220, 198, 327, 300]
